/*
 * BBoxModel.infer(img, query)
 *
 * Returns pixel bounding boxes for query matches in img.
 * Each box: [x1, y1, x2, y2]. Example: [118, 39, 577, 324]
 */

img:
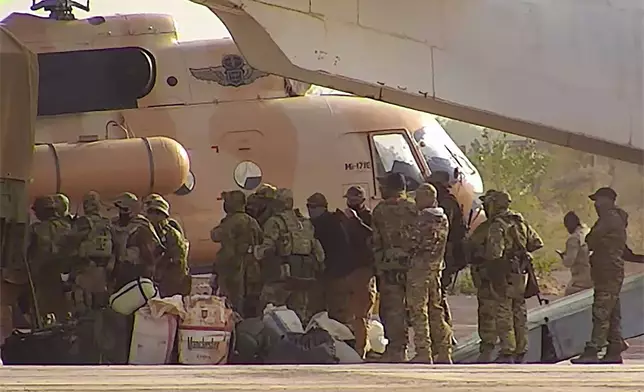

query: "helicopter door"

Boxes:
[368, 131, 426, 199]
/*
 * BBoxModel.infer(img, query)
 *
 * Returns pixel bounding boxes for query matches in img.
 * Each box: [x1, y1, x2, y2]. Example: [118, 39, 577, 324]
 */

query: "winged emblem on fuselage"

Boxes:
[188, 54, 269, 87]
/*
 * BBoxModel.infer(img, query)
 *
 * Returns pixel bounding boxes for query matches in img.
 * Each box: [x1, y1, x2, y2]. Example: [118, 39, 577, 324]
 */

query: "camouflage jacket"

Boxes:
[27, 217, 71, 274]
[371, 195, 417, 271]
[411, 206, 449, 271]
[212, 211, 262, 272]
[484, 210, 543, 273]
[156, 220, 189, 274]
[258, 210, 324, 262]
[111, 214, 163, 283]
[586, 207, 627, 271]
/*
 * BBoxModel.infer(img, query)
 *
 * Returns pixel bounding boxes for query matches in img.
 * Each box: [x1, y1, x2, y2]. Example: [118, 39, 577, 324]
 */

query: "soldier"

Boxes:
[572, 187, 629, 364]
[408, 183, 452, 363]
[52, 193, 74, 225]
[371, 172, 417, 362]
[27, 196, 71, 322]
[307, 192, 374, 358]
[145, 196, 191, 297]
[246, 183, 278, 226]
[110, 192, 164, 290]
[211, 190, 262, 316]
[478, 190, 543, 363]
[143, 193, 186, 238]
[428, 171, 465, 347]
[559, 211, 592, 295]
[344, 185, 372, 227]
[254, 188, 325, 323]
[69, 191, 113, 313]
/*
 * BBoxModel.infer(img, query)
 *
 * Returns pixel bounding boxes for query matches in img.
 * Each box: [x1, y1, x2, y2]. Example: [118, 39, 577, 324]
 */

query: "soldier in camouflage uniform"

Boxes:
[211, 190, 263, 316]
[246, 183, 278, 226]
[254, 188, 325, 323]
[27, 195, 71, 322]
[143, 193, 186, 237]
[68, 191, 113, 314]
[479, 190, 543, 363]
[110, 192, 164, 290]
[145, 196, 191, 297]
[371, 173, 417, 362]
[572, 187, 629, 364]
[407, 183, 452, 363]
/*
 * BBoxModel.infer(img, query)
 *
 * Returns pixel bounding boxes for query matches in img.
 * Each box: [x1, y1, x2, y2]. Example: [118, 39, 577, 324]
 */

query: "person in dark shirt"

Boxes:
[345, 186, 372, 227]
[307, 192, 375, 358]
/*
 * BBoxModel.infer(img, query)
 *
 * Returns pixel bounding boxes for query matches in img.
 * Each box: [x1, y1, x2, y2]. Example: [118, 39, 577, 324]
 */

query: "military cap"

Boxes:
[378, 172, 406, 192]
[146, 196, 170, 216]
[255, 183, 277, 199]
[428, 170, 450, 186]
[478, 189, 498, 202]
[589, 187, 617, 202]
[306, 192, 328, 208]
[415, 183, 438, 202]
[344, 186, 365, 198]
[143, 193, 163, 205]
[114, 192, 139, 210]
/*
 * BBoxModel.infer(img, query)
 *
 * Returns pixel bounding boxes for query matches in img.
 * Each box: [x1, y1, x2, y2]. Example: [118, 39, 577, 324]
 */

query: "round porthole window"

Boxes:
[175, 170, 196, 196]
[233, 161, 262, 190]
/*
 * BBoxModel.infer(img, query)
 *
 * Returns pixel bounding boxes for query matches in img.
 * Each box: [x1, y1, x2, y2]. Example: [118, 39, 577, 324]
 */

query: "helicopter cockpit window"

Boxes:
[37, 47, 156, 116]
[371, 133, 424, 191]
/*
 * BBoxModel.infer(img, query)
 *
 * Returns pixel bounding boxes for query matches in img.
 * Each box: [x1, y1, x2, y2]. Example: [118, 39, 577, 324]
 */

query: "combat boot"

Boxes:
[601, 341, 629, 364]
[514, 352, 526, 364]
[496, 354, 515, 364]
[571, 347, 600, 364]
[476, 345, 495, 364]
[409, 347, 433, 364]
[379, 347, 407, 363]
[433, 350, 453, 364]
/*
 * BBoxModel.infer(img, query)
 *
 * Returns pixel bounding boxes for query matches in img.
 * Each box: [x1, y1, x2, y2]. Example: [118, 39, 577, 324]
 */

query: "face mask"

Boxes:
[307, 206, 325, 218]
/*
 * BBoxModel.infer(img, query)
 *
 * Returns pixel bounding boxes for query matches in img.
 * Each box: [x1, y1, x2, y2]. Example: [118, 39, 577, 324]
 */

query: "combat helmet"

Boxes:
[52, 193, 70, 217]
[255, 183, 277, 199]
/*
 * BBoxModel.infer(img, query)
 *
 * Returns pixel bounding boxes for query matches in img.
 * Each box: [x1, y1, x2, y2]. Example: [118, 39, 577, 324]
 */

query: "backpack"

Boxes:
[275, 212, 315, 257]
[79, 216, 113, 259]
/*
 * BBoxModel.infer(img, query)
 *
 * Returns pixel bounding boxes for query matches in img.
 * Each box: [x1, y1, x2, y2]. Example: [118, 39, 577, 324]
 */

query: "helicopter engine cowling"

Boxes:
[29, 136, 190, 201]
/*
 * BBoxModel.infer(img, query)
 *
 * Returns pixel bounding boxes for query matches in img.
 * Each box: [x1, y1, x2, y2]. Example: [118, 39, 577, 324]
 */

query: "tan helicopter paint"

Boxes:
[2, 12, 484, 271]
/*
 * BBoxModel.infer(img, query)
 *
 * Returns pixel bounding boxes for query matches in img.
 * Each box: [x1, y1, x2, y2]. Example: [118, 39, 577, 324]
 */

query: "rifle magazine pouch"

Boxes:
[109, 277, 159, 316]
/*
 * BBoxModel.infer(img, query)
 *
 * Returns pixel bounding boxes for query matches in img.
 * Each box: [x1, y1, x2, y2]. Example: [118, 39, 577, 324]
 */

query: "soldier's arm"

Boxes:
[562, 235, 580, 268]
[210, 219, 226, 243]
[585, 213, 621, 248]
[526, 223, 544, 252]
[167, 229, 189, 268]
[255, 217, 281, 259]
[370, 209, 383, 255]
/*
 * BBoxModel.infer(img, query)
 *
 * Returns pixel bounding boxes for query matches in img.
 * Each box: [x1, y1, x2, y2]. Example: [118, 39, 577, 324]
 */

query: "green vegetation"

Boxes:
[440, 118, 644, 294]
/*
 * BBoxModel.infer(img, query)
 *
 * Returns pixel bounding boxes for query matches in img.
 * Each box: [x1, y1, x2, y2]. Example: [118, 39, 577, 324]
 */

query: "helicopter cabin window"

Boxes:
[370, 132, 425, 192]
[37, 47, 156, 116]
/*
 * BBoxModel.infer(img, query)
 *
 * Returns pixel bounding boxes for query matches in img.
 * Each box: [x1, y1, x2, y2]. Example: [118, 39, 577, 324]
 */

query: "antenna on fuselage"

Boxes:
[31, 0, 90, 21]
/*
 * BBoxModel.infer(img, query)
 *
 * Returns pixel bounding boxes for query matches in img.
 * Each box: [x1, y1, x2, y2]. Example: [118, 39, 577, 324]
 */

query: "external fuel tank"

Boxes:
[30, 136, 190, 201]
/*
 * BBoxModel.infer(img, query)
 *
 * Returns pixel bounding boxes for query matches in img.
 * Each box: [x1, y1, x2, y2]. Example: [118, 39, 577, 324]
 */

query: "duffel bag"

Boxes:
[109, 277, 158, 316]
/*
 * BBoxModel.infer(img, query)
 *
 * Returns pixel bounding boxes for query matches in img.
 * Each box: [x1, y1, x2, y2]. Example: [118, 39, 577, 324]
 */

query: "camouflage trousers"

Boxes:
[217, 271, 245, 315]
[471, 265, 498, 353]
[587, 270, 624, 350]
[378, 270, 408, 360]
[406, 262, 452, 360]
[260, 282, 311, 324]
[324, 267, 376, 358]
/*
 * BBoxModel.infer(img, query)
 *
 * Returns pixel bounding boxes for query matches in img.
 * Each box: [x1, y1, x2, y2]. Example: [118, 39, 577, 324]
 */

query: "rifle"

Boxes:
[524, 259, 549, 305]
